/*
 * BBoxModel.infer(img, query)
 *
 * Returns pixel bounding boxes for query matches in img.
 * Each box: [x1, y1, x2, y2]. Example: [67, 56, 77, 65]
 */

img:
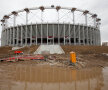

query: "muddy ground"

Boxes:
[0, 45, 108, 90]
[0, 45, 108, 69]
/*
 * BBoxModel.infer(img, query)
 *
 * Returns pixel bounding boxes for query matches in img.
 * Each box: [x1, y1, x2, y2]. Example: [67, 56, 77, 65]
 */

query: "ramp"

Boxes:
[34, 45, 65, 54]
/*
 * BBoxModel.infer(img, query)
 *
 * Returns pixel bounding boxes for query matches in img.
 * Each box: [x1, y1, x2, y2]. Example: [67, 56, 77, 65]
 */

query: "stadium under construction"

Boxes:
[1, 5, 101, 46]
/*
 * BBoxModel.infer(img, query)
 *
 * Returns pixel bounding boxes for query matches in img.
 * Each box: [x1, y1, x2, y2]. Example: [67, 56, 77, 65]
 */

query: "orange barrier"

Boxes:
[70, 52, 76, 63]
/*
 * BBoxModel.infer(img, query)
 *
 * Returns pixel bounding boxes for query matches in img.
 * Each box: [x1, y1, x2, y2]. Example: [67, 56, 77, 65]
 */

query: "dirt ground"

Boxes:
[0, 45, 108, 68]
[0, 45, 108, 90]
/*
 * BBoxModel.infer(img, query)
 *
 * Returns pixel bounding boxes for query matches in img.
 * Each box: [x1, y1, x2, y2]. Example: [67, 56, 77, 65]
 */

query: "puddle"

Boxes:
[0, 64, 108, 90]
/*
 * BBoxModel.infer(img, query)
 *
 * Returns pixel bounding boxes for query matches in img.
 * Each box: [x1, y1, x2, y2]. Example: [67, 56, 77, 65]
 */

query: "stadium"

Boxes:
[1, 5, 101, 46]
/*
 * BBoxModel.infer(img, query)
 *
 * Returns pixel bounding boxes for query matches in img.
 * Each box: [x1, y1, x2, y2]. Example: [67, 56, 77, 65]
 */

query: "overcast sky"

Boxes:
[0, 0, 108, 45]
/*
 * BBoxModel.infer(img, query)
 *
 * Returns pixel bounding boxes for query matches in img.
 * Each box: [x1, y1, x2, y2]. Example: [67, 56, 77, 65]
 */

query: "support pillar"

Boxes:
[9, 28, 12, 46]
[58, 23, 60, 45]
[82, 25, 85, 45]
[95, 29, 98, 45]
[13, 27, 15, 46]
[78, 24, 80, 45]
[17, 26, 19, 46]
[41, 23, 43, 45]
[30, 23, 33, 46]
[6, 29, 8, 45]
[64, 23, 65, 45]
[24, 8, 29, 46]
[47, 23, 48, 45]
[90, 27, 92, 45]
[94, 29, 96, 45]
[93, 28, 95, 45]
[73, 24, 76, 45]
[21, 25, 23, 46]
[4, 29, 6, 46]
[36, 23, 37, 45]
[86, 26, 89, 45]
[85, 14, 88, 26]
[25, 25, 27, 46]
[99, 30, 101, 45]
[53, 24, 54, 45]
[73, 12, 75, 24]
[69, 23, 71, 45]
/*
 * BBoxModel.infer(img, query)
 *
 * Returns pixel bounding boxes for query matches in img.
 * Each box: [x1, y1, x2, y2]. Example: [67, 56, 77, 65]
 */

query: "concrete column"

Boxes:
[53, 24, 54, 45]
[96, 29, 98, 45]
[21, 25, 23, 46]
[73, 12, 75, 24]
[93, 28, 95, 45]
[99, 30, 101, 45]
[94, 18, 96, 27]
[7, 29, 9, 45]
[86, 26, 89, 45]
[5, 30, 7, 45]
[94, 29, 96, 45]
[58, 23, 60, 45]
[25, 25, 27, 46]
[9, 28, 11, 46]
[1, 20, 5, 31]
[36, 23, 37, 45]
[6, 29, 8, 45]
[85, 14, 88, 26]
[90, 27, 92, 45]
[13, 27, 15, 46]
[41, 23, 43, 45]
[97, 29, 99, 46]
[73, 24, 76, 45]
[64, 23, 65, 45]
[16, 26, 19, 46]
[24, 9, 29, 46]
[92, 28, 94, 45]
[3, 29, 7, 46]
[26, 12, 28, 25]
[97, 30, 99, 45]
[7, 28, 10, 46]
[78, 24, 80, 45]
[82, 25, 85, 45]
[47, 23, 48, 45]
[4, 19, 8, 29]
[30, 23, 33, 46]
[69, 23, 71, 45]
[13, 15, 16, 27]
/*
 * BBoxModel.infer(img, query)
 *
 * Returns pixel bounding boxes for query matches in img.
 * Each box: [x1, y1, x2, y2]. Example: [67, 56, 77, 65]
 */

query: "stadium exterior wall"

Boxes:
[1, 23, 101, 46]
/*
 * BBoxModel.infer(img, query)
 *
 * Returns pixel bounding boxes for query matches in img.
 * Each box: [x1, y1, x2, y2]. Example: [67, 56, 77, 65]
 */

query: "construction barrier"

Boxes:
[0, 55, 45, 62]
[70, 52, 76, 63]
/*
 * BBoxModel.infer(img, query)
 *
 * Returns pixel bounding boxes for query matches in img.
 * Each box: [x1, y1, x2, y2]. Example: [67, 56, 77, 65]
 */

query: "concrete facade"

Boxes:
[1, 23, 101, 46]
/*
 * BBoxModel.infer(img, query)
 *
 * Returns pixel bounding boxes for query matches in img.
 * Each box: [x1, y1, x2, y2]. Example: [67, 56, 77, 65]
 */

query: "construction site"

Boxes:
[0, 5, 108, 90]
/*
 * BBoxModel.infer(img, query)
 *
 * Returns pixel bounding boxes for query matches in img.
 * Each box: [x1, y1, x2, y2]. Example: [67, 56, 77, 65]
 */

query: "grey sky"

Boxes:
[0, 0, 108, 44]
